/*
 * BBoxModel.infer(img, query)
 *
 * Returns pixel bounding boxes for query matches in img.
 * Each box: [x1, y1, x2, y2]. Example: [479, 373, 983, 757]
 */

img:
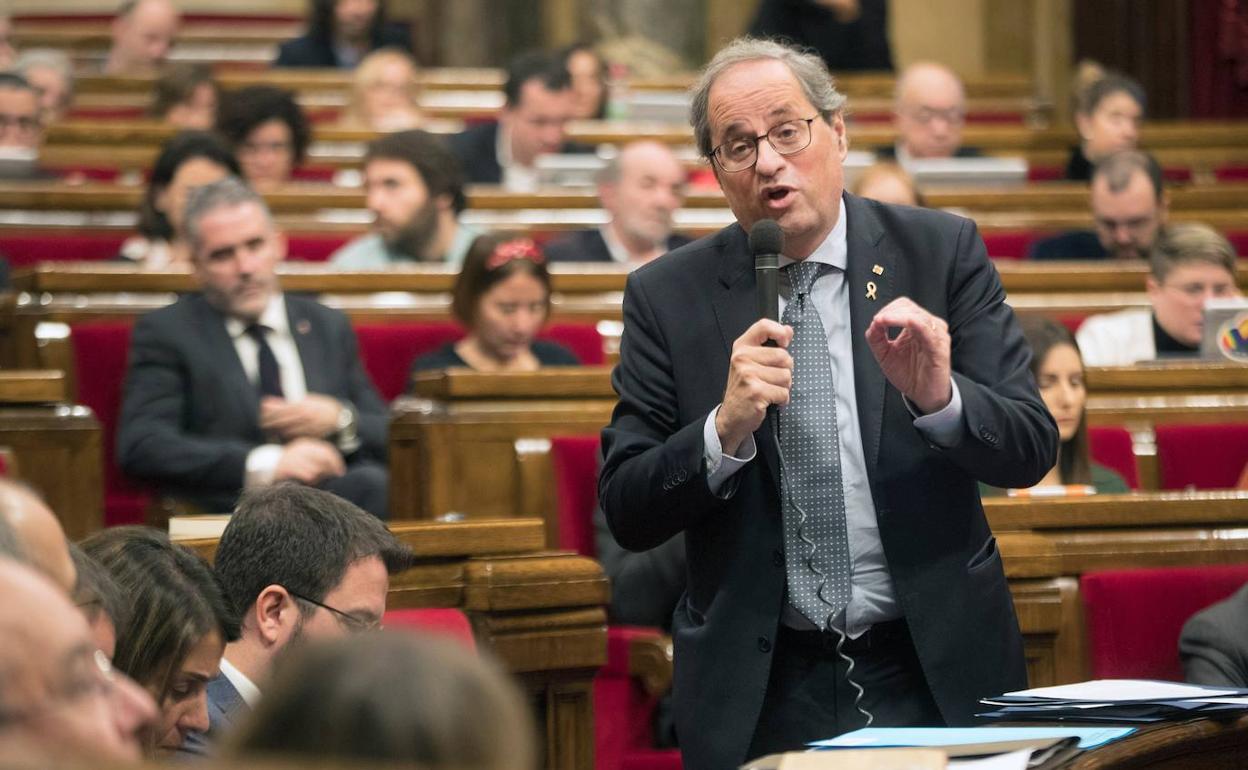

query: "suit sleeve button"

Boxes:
[757, 636, 772, 653]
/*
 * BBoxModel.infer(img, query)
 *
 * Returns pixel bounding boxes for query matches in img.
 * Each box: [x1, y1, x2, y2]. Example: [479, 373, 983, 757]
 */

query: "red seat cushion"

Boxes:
[984, 232, 1040, 259]
[1081, 564, 1248, 680]
[550, 435, 602, 557]
[286, 233, 353, 262]
[1156, 424, 1248, 490]
[68, 322, 150, 525]
[382, 607, 476, 652]
[0, 231, 128, 266]
[1087, 426, 1139, 489]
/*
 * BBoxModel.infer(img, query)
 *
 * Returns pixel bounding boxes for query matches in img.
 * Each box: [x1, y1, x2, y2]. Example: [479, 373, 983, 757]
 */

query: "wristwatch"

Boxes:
[335, 402, 360, 454]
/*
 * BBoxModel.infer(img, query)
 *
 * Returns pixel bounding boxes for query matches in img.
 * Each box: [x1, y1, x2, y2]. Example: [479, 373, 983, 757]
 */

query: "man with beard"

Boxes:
[118, 178, 391, 518]
[546, 141, 692, 267]
[331, 130, 477, 268]
[180, 483, 412, 756]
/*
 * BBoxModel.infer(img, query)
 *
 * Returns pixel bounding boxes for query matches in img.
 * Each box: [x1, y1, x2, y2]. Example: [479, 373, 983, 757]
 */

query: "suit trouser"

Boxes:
[745, 618, 943, 759]
[320, 460, 389, 519]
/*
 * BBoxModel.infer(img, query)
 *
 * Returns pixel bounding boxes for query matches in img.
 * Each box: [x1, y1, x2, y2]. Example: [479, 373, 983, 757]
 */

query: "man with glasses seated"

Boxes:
[878, 62, 980, 166]
[1029, 150, 1168, 261]
[0, 73, 53, 181]
[180, 483, 413, 756]
[0, 557, 158, 763]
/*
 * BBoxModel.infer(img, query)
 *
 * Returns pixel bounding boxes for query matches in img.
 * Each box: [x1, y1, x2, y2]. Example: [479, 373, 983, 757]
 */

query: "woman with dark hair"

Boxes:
[984, 317, 1129, 495]
[560, 42, 607, 120]
[147, 63, 219, 130]
[226, 632, 535, 770]
[80, 526, 238, 756]
[275, 0, 411, 69]
[1065, 62, 1146, 181]
[120, 131, 241, 267]
[215, 85, 310, 191]
[409, 233, 579, 375]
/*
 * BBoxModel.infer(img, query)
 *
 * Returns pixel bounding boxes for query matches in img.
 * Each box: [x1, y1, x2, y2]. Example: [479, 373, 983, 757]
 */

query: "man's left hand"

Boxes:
[260, 394, 343, 440]
[865, 297, 952, 414]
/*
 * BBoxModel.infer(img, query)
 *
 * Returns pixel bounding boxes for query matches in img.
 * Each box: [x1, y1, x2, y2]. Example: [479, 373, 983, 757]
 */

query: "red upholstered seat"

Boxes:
[285, 233, 353, 262]
[1087, 426, 1139, 489]
[549, 435, 682, 770]
[0, 231, 129, 265]
[1081, 564, 1248, 680]
[983, 232, 1039, 259]
[353, 322, 606, 402]
[383, 607, 477, 652]
[1156, 424, 1248, 490]
[68, 322, 151, 526]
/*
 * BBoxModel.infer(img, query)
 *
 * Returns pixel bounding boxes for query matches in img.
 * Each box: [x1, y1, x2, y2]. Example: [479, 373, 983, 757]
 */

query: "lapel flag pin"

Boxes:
[296, 320, 312, 335]
[866, 281, 878, 300]
[872, 264, 884, 276]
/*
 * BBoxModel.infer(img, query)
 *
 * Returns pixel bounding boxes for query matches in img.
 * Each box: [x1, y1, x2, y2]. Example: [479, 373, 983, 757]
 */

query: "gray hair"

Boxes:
[183, 176, 273, 254]
[15, 49, 75, 105]
[689, 37, 847, 158]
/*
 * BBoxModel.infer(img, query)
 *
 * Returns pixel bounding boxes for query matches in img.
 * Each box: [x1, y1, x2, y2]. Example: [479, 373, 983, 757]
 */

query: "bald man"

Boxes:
[105, 0, 180, 75]
[0, 558, 157, 763]
[545, 141, 692, 266]
[0, 480, 75, 593]
[884, 62, 980, 164]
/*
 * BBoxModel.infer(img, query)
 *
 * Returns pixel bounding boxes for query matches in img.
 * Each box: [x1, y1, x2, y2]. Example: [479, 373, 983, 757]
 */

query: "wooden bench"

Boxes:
[181, 516, 607, 770]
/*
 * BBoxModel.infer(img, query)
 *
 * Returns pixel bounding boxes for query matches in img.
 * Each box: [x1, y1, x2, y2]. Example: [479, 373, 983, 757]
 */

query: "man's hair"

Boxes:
[69, 541, 130, 631]
[1149, 222, 1238, 283]
[1076, 71, 1146, 117]
[1092, 150, 1164, 201]
[183, 176, 272, 254]
[689, 37, 847, 158]
[503, 50, 572, 108]
[0, 72, 36, 96]
[15, 48, 74, 100]
[138, 130, 241, 241]
[215, 85, 311, 165]
[148, 61, 217, 119]
[365, 129, 467, 215]
[213, 484, 413, 620]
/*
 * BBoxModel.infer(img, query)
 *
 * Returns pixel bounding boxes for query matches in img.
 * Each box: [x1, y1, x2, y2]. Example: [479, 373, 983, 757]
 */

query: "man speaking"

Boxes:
[599, 39, 1058, 770]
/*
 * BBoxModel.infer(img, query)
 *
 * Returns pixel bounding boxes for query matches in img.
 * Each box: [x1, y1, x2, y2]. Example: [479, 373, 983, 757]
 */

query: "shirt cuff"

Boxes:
[244, 444, 284, 488]
[908, 378, 964, 448]
[703, 405, 758, 496]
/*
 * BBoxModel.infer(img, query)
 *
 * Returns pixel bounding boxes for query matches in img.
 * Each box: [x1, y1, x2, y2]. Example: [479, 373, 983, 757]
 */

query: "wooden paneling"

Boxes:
[0, 405, 102, 539]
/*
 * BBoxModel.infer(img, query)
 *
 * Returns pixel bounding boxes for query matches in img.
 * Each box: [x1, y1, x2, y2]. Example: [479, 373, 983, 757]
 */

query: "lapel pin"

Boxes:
[866, 281, 878, 301]
[296, 320, 312, 335]
[872, 264, 884, 276]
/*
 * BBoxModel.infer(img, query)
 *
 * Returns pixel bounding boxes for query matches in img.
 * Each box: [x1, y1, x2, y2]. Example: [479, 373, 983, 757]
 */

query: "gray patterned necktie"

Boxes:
[778, 260, 852, 628]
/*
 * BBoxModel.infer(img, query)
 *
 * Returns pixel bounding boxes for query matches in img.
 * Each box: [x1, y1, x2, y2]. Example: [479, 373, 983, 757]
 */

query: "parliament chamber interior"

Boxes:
[0, 1, 1247, 769]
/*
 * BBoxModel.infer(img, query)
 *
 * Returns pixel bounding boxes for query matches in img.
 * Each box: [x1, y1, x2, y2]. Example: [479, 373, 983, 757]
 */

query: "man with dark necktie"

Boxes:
[118, 177, 389, 517]
[599, 38, 1057, 770]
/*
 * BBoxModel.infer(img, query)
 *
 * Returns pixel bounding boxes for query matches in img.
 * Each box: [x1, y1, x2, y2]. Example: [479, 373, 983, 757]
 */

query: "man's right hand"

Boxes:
[273, 438, 347, 485]
[715, 319, 794, 455]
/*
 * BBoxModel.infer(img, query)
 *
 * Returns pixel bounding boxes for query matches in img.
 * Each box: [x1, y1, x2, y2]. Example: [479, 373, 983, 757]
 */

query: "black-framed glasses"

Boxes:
[710, 115, 818, 173]
[286, 589, 380, 633]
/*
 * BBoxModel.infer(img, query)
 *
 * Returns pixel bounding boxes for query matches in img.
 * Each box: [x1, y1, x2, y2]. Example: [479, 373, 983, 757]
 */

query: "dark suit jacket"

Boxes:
[594, 501, 685, 629]
[1181, 584, 1248, 688]
[1027, 230, 1109, 261]
[876, 145, 984, 160]
[600, 193, 1057, 770]
[117, 293, 388, 514]
[178, 672, 248, 756]
[545, 229, 693, 264]
[446, 121, 593, 185]
[749, 0, 893, 72]
[273, 24, 411, 68]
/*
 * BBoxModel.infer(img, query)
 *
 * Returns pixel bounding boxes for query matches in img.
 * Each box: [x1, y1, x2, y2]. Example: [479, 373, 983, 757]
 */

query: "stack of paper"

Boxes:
[806, 727, 1134, 769]
[978, 679, 1248, 723]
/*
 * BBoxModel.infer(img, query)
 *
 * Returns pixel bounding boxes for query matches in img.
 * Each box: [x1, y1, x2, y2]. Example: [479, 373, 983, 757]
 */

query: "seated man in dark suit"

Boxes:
[447, 50, 590, 191]
[275, 0, 410, 68]
[878, 62, 981, 165]
[1028, 150, 1168, 261]
[179, 484, 413, 756]
[1181, 584, 1248, 688]
[546, 140, 692, 266]
[117, 177, 390, 518]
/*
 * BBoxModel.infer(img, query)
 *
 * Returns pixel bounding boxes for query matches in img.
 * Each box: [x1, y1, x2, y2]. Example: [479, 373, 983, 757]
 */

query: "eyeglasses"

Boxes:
[286, 589, 380, 633]
[0, 113, 41, 134]
[239, 140, 292, 155]
[904, 106, 966, 126]
[710, 116, 818, 173]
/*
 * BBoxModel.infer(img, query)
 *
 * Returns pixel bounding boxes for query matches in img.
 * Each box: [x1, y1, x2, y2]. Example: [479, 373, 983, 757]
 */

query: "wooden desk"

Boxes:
[1062, 714, 1248, 769]
[185, 516, 606, 770]
[0, 370, 102, 539]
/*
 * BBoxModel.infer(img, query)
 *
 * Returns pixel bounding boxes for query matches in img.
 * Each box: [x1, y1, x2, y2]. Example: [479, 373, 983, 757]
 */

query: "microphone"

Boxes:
[750, 219, 783, 325]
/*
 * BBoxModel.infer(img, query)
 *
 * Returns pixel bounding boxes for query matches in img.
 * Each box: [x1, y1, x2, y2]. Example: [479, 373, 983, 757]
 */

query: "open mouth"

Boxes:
[763, 187, 795, 208]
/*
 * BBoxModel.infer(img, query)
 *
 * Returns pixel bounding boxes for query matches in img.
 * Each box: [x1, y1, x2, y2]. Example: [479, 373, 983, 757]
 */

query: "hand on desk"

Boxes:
[260, 394, 342, 440]
[865, 297, 952, 415]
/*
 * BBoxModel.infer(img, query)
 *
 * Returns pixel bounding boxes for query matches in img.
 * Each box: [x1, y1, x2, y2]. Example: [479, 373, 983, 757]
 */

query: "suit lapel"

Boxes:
[195, 296, 261, 430]
[843, 194, 891, 477]
[711, 225, 781, 490]
[287, 297, 328, 395]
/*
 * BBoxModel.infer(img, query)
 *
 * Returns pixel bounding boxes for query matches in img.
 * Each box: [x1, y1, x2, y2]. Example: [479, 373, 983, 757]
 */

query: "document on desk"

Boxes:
[809, 726, 1132, 753]
[947, 749, 1033, 770]
[993, 680, 1248, 703]
[978, 679, 1248, 722]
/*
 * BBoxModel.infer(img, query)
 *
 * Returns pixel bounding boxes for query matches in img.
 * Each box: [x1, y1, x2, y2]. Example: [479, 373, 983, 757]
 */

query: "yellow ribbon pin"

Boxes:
[866, 281, 878, 300]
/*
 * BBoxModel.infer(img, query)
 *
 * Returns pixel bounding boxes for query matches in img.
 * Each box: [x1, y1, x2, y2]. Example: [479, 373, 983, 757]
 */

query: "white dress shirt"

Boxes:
[495, 122, 540, 192]
[701, 198, 965, 636]
[223, 294, 309, 488]
[218, 657, 261, 708]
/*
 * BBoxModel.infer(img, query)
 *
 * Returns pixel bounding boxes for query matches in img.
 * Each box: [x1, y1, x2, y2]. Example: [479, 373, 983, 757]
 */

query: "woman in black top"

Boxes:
[1066, 66, 1146, 181]
[410, 233, 579, 378]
